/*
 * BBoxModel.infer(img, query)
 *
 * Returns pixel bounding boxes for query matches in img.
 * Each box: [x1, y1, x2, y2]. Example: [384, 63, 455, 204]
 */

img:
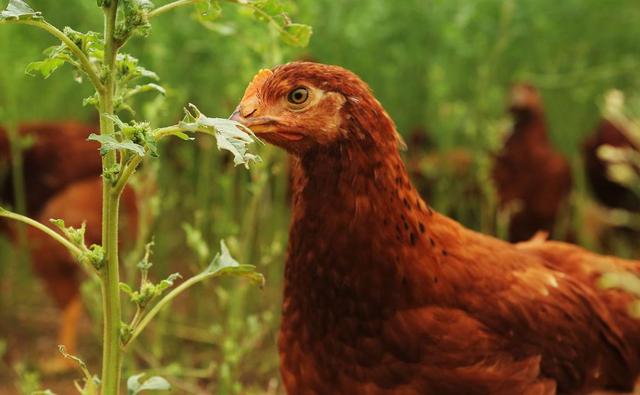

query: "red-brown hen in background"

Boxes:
[492, 83, 572, 242]
[0, 121, 102, 213]
[231, 63, 640, 395]
[0, 122, 137, 371]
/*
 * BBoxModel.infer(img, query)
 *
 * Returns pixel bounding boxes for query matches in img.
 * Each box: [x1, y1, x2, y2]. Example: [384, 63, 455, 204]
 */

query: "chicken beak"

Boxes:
[229, 108, 278, 134]
[229, 109, 306, 143]
[229, 109, 244, 123]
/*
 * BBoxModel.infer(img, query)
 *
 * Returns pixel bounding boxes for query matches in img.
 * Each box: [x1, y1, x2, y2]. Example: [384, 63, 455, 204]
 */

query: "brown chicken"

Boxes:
[583, 119, 640, 212]
[0, 122, 136, 369]
[231, 62, 640, 394]
[27, 177, 138, 364]
[0, 121, 102, 214]
[492, 83, 572, 242]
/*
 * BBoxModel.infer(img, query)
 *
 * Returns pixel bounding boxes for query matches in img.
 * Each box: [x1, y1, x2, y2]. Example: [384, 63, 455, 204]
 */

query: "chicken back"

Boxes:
[231, 62, 640, 395]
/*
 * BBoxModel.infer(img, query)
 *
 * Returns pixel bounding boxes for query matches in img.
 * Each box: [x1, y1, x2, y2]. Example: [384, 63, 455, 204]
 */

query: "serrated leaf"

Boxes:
[25, 58, 65, 79]
[179, 104, 260, 168]
[0, 0, 43, 21]
[280, 23, 312, 47]
[88, 133, 145, 156]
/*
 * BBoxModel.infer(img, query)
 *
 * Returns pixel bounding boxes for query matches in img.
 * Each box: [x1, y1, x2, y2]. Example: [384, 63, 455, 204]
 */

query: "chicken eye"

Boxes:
[287, 87, 309, 105]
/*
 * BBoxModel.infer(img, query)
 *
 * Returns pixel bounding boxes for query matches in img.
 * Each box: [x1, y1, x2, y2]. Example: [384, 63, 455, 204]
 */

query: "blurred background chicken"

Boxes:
[581, 113, 640, 257]
[583, 119, 640, 212]
[492, 83, 573, 242]
[0, 122, 102, 215]
[0, 122, 137, 371]
[406, 127, 479, 226]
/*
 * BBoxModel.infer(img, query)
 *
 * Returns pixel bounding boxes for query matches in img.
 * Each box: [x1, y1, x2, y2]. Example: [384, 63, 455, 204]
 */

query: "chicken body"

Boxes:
[28, 177, 138, 356]
[232, 62, 640, 394]
[492, 84, 572, 242]
[0, 121, 102, 214]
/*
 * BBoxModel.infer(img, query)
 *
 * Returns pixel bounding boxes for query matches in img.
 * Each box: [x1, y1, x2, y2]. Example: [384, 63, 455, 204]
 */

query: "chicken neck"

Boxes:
[509, 107, 550, 146]
[283, 135, 447, 329]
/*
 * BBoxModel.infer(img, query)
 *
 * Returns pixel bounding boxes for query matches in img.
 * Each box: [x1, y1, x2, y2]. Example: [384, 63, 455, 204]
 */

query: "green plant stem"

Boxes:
[6, 125, 26, 217]
[122, 270, 217, 350]
[6, 123, 28, 262]
[147, 0, 200, 19]
[113, 156, 143, 195]
[14, 19, 104, 94]
[0, 209, 83, 257]
[152, 124, 185, 140]
[99, 2, 123, 394]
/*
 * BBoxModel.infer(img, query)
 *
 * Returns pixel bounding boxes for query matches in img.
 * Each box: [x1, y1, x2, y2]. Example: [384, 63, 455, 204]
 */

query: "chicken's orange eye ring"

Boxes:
[287, 87, 309, 105]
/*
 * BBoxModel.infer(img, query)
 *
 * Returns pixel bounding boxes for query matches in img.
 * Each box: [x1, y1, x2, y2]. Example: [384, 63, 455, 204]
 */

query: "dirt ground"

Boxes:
[0, 273, 99, 395]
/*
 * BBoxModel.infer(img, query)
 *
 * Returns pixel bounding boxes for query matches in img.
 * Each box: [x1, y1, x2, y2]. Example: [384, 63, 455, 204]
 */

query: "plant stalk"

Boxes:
[122, 269, 218, 350]
[0, 209, 84, 257]
[99, 1, 123, 394]
[147, 0, 199, 19]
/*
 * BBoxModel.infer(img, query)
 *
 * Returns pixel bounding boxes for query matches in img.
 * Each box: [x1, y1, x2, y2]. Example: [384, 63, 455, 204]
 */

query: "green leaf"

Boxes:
[118, 0, 155, 40]
[49, 218, 87, 247]
[180, 104, 260, 168]
[119, 282, 134, 296]
[24, 29, 103, 81]
[127, 373, 171, 395]
[156, 272, 182, 293]
[25, 58, 65, 79]
[87, 133, 145, 157]
[205, 240, 265, 287]
[280, 23, 312, 47]
[252, 0, 285, 16]
[132, 83, 166, 96]
[0, 0, 43, 21]
[195, 0, 222, 21]
[167, 130, 191, 140]
[239, 0, 312, 48]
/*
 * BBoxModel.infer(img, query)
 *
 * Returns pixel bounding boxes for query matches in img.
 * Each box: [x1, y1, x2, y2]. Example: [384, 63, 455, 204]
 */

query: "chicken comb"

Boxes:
[241, 68, 273, 102]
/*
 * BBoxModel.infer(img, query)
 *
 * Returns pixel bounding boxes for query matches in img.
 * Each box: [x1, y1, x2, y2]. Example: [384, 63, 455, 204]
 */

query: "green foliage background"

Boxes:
[0, 0, 639, 394]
